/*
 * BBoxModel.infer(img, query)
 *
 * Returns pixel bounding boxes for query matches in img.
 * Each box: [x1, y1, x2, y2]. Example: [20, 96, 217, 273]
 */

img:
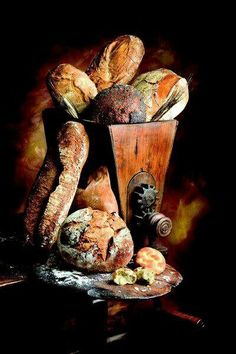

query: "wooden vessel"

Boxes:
[83, 120, 178, 238]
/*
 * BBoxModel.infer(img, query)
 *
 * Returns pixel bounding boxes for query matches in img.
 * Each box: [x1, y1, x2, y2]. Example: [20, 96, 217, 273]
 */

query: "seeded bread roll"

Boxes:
[58, 208, 134, 273]
[86, 35, 145, 91]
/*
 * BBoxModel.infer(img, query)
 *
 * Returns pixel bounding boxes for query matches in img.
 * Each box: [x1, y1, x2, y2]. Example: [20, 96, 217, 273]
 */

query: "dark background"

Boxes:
[0, 7, 229, 351]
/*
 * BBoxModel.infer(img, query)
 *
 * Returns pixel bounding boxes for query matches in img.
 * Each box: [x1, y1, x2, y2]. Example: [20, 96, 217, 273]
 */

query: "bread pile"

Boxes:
[47, 35, 189, 124]
[24, 34, 189, 274]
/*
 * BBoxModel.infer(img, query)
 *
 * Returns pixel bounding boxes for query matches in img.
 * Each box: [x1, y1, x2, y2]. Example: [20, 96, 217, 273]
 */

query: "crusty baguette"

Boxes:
[38, 121, 89, 249]
[24, 154, 58, 246]
[88, 84, 146, 124]
[86, 35, 144, 91]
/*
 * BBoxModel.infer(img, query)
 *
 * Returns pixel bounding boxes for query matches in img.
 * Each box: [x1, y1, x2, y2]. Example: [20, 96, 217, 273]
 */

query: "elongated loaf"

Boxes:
[132, 68, 189, 121]
[24, 154, 58, 246]
[86, 35, 144, 91]
[38, 121, 89, 249]
[24, 121, 89, 249]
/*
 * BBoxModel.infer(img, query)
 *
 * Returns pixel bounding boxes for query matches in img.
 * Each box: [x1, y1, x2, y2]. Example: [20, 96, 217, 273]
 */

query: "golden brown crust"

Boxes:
[135, 247, 166, 275]
[24, 154, 58, 246]
[38, 122, 89, 249]
[86, 35, 144, 91]
[132, 68, 189, 121]
[47, 64, 97, 118]
[88, 84, 146, 124]
[73, 166, 119, 213]
[58, 208, 134, 273]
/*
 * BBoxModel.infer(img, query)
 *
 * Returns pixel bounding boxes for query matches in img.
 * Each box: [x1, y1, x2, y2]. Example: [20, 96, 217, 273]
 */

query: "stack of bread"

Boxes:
[24, 35, 189, 278]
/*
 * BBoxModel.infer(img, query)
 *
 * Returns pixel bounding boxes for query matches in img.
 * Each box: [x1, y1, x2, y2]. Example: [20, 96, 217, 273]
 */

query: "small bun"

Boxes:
[135, 247, 166, 275]
[58, 208, 134, 273]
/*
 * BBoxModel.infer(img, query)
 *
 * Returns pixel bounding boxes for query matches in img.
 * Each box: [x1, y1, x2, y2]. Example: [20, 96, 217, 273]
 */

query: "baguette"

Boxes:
[38, 121, 89, 249]
[24, 121, 89, 249]
[86, 35, 144, 91]
[47, 64, 97, 118]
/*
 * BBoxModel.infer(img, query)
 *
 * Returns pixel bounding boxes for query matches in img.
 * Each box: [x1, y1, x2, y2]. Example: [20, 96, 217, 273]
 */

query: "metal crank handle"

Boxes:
[147, 212, 172, 238]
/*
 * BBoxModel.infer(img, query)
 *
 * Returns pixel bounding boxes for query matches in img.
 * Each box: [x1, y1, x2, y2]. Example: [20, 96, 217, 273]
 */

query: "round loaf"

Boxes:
[135, 247, 166, 275]
[89, 84, 146, 124]
[58, 208, 134, 273]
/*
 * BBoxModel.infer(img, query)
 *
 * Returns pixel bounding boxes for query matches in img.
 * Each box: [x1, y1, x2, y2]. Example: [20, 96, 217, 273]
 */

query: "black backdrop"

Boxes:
[0, 7, 230, 349]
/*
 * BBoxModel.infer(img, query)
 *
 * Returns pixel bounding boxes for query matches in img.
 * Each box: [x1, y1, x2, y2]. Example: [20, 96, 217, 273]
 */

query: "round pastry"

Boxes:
[58, 207, 134, 273]
[135, 247, 166, 275]
[112, 268, 137, 285]
[88, 84, 146, 124]
[73, 166, 118, 214]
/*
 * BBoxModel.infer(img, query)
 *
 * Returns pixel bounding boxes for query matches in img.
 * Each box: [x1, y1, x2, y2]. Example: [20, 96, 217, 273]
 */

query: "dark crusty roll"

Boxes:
[86, 35, 144, 91]
[24, 121, 89, 249]
[88, 84, 146, 124]
[58, 208, 134, 273]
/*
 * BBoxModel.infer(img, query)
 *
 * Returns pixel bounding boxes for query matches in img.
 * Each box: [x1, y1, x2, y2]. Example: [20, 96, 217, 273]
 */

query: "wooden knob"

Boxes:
[148, 212, 172, 237]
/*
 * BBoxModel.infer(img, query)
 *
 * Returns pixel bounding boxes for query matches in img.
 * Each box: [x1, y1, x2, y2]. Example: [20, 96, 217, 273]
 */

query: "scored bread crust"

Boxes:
[58, 208, 134, 273]
[47, 64, 98, 118]
[38, 122, 89, 249]
[86, 35, 145, 91]
[135, 247, 166, 275]
[24, 154, 58, 246]
[132, 68, 189, 121]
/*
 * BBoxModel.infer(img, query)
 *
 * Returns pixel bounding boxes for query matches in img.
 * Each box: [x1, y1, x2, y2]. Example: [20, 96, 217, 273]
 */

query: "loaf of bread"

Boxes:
[88, 84, 146, 124]
[73, 166, 119, 214]
[135, 247, 166, 275]
[47, 64, 98, 118]
[24, 121, 89, 249]
[58, 208, 134, 273]
[86, 35, 145, 91]
[132, 68, 189, 121]
[24, 155, 58, 246]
